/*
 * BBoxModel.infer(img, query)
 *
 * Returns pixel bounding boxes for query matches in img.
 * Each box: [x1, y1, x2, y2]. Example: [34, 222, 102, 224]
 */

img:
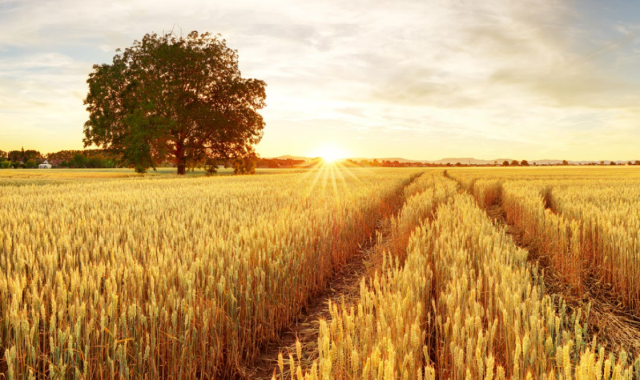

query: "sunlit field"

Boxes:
[0, 168, 306, 188]
[0, 167, 302, 180]
[0, 166, 421, 378]
[2, 166, 640, 379]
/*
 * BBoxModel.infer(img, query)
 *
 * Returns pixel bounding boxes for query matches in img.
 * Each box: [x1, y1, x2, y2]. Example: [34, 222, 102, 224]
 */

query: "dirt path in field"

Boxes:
[241, 231, 387, 379]
[480, 184, 640, 356]
[239, 174, 421, 379]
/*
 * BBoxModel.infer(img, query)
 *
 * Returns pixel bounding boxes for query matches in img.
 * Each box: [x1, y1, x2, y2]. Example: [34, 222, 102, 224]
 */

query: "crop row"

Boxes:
[291, 171, 640, 379]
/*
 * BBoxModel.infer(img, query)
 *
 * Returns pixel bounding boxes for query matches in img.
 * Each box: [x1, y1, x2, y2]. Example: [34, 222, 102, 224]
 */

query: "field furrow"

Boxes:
[449, 168, 640, 360]
[245, 171, 427, 379]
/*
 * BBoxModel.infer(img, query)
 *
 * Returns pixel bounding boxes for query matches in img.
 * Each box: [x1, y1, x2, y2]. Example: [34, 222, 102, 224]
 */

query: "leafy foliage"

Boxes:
[83, 31, 266, 174]
[6, 148, 42, 163]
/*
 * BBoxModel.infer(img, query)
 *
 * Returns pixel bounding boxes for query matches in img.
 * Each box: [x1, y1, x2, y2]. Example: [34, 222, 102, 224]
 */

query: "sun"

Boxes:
[311, 144, 349, 163]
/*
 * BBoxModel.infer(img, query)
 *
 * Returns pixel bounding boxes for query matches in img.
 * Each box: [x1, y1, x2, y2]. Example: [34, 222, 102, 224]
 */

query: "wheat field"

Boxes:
[2, 167, 640, 379]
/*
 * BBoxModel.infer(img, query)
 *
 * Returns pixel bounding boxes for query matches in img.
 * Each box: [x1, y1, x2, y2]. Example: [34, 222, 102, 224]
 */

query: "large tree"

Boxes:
[83, 31, 266, 174]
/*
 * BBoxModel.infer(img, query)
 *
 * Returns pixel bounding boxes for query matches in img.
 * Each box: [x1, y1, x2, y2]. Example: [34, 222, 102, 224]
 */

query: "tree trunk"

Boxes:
[176, 140, 186, 175]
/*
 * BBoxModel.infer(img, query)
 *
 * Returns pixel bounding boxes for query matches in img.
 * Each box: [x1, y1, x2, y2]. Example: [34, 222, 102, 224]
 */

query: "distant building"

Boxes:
[38, 160, 52, 169]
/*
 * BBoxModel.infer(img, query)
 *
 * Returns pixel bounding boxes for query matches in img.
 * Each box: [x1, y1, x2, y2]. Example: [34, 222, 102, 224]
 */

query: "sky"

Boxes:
[1, 0, 640, 161]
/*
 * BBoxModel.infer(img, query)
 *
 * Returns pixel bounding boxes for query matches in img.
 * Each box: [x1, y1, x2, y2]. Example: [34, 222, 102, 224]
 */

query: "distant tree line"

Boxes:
[499, 160, 640, 166]
[2, 149, 639, 170]
[47, 150, 120, 168]
[0, 147, 260, 174]
[347, 159, 640, 168]
[257, 158, 306, 168]
[479, 160, 640, 167]
[0, 148, 45, 169]
[0, 148, 42, 168]
[348, 159, 426, 167]
[0, 148, 119, 169]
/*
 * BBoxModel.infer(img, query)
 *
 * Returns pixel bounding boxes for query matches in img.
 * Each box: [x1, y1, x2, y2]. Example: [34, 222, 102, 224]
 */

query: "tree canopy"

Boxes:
[6, 148, 42, 163]
[83, 31, 266, 174]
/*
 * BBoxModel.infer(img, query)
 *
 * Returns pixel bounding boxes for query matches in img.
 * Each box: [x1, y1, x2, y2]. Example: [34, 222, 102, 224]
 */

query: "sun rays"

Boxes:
[309, 144, 349, 164]
[297, 153, 370, 203]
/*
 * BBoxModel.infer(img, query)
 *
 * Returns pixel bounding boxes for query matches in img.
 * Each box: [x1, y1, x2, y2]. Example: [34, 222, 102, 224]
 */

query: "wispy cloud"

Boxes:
[1, 0, 639, 160]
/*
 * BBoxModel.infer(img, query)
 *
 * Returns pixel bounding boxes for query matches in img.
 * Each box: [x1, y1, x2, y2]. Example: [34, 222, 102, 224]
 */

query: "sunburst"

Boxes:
[310, 144, 348, 164]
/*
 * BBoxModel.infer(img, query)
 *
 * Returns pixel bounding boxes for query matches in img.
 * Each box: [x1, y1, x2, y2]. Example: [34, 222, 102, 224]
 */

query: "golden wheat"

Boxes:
[4, 167, 640, 379]
[291, 168, 640, 379]
[0, 168, 422, 378]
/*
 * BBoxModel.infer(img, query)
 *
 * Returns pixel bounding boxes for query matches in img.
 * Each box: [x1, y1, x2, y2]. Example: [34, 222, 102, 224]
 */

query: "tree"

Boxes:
[610, 161, 617, 165]
[562, 160, 569, 165]
[47, 150, 84, 162]
[502, 160, 509, 166]
[4, 149, 42, 163]
[83, 31, 266, 174]
[25, 159, 37, 169]
[72, 154, 88, 168]
[510, 160, 519, 166]
[635, 160, 640, 165]
[0, 150, 6, 161]
[232, 152, 257, 174]
[86, 156, 105, 168]
[8, 150, 22, 163]
[520, 160, 529, 166]
[23, 150, 43, 162]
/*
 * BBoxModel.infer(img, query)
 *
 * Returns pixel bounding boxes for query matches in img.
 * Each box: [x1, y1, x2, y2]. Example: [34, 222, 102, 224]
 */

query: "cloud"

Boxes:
[1, 0, 639, 159]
